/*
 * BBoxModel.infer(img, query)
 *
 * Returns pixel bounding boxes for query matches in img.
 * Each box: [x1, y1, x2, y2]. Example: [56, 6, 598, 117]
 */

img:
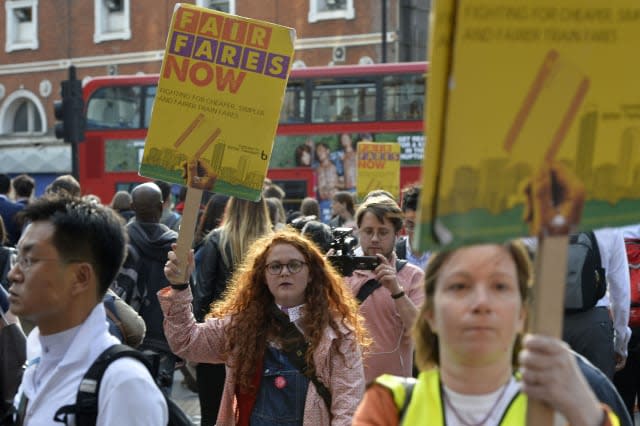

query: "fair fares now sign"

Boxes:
[356, 142, 401, 201]
[140, 4, 296, 201]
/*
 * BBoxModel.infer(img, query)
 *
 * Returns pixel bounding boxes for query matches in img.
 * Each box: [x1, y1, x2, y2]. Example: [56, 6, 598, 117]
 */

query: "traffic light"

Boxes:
[54, 66, 85, 143]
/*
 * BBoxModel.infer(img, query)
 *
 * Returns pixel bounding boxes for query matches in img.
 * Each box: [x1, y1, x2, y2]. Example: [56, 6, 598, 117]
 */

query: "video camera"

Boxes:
[327, 227, 379, 276]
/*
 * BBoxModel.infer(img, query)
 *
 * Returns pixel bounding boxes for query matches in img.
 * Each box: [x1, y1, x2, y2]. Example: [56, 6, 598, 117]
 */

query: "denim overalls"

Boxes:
[250, 345, 310, 425]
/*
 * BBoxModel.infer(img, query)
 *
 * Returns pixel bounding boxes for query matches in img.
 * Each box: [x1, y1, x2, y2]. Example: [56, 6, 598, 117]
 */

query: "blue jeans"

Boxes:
[250, 346, 309, 425]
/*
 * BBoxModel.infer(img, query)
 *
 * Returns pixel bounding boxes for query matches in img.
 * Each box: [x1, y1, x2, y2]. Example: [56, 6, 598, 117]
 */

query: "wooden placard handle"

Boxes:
[526, 233, 569, 425]
[174, 187, 203, 282]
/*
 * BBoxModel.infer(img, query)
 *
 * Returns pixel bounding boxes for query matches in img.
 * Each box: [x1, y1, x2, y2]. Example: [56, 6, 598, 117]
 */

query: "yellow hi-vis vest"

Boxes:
[375, 370, 526, 425]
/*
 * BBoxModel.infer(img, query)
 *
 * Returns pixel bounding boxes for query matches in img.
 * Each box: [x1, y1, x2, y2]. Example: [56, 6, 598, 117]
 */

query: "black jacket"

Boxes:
[194, 229, 233, 322]
[126, 220, 177, 352]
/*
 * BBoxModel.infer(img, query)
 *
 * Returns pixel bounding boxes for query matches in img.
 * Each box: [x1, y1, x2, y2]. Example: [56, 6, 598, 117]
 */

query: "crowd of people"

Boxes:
[0, 171, 638, 425]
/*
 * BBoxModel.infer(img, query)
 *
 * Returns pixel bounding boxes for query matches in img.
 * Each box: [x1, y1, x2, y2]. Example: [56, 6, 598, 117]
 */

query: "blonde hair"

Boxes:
[218, 197, 272, 267]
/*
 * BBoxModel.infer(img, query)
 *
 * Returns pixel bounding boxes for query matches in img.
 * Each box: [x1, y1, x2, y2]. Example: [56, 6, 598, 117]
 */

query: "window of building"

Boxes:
[0, 91, 46, 135]
[308, 0, 354, 23]
[195, 0, 236, 14]
[5, 0, 39, 52]
[94, 0, 131, 43]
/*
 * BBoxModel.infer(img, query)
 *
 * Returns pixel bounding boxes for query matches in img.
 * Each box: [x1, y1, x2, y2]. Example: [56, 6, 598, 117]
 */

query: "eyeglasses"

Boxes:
[13, 254, 81, 271]
[360, 228, 393, 240]
[266, 260, 307, 275]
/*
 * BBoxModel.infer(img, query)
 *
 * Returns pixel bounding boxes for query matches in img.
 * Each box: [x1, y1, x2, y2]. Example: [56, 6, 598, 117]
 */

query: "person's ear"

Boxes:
[70, 262, 93, 296]
[424, 308, 437, 334]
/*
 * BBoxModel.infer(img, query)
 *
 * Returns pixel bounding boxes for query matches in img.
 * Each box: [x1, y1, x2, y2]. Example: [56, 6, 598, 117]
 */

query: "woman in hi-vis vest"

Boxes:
[354, 241, 621, 426]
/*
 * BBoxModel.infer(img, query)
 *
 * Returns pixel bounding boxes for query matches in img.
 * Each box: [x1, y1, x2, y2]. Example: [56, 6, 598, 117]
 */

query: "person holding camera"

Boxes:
[344, 195, 425, 383]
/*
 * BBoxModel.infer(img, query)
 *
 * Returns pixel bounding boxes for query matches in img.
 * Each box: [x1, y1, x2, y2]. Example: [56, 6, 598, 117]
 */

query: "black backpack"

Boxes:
[53, 345, 191, 426]
[564, 231, 606, 313]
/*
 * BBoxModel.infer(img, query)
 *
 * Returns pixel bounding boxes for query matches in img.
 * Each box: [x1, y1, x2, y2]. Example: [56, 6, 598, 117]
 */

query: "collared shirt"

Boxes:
[593, 228, 631, 356]
[277, 303, 305, 323]
[344, 263, 425, 383]
[404, 238, 431, 271]
[15, 303, 168, 425]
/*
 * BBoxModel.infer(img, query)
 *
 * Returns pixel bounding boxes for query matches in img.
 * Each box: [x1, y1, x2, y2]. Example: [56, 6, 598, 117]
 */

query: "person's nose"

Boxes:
[7, 261, 22, 287]
[470, 285, 491, 312]
[279, 265, 292, 276]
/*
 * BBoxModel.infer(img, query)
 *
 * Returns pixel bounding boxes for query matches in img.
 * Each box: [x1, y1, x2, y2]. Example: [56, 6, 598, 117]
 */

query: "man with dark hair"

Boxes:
[128, 182, 179, 394]
[12, 174, 35, 206]
[345, 195, 424, 383]
[0, 173, 24, 246]
[153, 179, 181, 231]
[396, 184, 430, 270]
[8, 195, 167, 424]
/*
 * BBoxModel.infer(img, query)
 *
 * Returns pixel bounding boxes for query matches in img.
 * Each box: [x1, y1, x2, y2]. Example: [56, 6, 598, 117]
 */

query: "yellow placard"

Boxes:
[140, 4, 296, 200]
[417, 0, 640, 250]
[356, 142, 401, 201]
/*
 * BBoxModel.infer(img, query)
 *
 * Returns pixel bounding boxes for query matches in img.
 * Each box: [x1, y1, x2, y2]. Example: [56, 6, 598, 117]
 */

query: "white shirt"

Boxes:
[443, 377, 521, 426]
[15, 303, 168, 425]
[593, 228, 631, 357]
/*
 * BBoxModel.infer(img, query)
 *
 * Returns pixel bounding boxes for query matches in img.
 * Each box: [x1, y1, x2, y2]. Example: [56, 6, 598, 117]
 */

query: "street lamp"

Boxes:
[381, 0, 387, 63]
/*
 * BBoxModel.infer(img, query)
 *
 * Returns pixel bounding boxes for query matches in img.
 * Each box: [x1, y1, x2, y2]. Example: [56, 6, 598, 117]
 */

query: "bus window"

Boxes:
[280, 81, 305, 123]
[86, 86, 142, 129]
[105, 139, 145, 172]
[143, 86, 156, 128]
[311, 81, 376, 123]
[271, 179, 308, 212]
[382, 73, 426, 120]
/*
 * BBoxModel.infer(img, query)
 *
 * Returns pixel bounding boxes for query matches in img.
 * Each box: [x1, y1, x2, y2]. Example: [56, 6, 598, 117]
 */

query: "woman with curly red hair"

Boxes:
[160, 229, 368, 425]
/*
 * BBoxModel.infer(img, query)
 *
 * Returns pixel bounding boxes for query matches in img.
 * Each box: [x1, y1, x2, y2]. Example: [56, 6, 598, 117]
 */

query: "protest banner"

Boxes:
[417, 1, 640, 251]
[139, 4, 295, 278]
[417, 1, 640, 423]
[140, 3, 295, 201]
[356, 142, 401, 201]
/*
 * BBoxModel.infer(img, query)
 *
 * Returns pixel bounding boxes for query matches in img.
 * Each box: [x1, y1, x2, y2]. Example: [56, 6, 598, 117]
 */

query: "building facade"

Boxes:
[0, 0, 428, 195]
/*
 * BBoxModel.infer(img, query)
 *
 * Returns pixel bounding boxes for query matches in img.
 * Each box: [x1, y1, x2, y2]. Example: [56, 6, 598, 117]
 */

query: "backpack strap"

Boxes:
[53, 345, 150, 425]
[396, 259, 408, 272]
[585, 231, 603, 270]
[586, 231, 607, 299]
[273, 307, 332, 411]
[395, 239, 407, 260]
[356, 279, 382, 304]
[103, 293, 126, 343]
[356, 260, 408, 304]
[12, 393, 28, 426]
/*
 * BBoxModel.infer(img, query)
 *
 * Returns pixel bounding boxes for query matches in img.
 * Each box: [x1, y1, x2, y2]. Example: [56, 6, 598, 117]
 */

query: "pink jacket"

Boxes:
[158, 287, 365, 425]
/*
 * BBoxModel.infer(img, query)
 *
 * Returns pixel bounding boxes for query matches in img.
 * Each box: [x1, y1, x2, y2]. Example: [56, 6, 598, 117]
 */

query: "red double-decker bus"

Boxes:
[80, 61, 427, 215]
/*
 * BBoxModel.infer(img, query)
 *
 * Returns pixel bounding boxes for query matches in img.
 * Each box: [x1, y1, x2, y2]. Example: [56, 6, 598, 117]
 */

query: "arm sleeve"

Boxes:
[327, 335, 365, 425]
[352, 384, 399, 426]
[597, 229, 631, 356]
[158, 286, 228, 364]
